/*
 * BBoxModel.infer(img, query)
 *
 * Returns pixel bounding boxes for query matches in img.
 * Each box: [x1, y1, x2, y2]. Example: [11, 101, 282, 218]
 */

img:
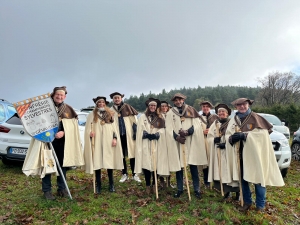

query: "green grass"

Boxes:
[0, 160, 299, 225]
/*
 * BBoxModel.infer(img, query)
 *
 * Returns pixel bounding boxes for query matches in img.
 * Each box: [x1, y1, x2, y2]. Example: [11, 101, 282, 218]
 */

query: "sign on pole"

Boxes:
[13, 93, 59, 143]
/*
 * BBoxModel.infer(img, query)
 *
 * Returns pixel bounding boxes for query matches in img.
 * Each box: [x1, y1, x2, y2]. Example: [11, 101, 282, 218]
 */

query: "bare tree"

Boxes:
[256, 71, 300, 106]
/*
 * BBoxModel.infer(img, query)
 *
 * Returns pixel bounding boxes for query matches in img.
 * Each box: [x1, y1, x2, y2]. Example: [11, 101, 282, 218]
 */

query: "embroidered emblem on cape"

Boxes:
[47, 159, 55, 168]
[246, 124, 253, 130]
[64, 113, 69, 118]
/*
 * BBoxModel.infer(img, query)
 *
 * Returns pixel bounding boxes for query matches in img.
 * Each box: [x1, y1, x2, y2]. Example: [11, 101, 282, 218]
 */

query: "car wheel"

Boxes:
[280, 168, 288, 178]
[2, 157, 11, 165]
[291, 143, 300, 161]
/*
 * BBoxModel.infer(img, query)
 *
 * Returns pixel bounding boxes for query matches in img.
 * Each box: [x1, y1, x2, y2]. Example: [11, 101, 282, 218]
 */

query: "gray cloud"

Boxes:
[1, 0, 300, 109]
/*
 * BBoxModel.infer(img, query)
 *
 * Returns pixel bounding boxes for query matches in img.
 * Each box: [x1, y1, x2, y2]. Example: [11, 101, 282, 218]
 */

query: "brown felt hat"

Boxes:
[145, 98, 161, 107]
[199, 101, 214, 108]
[231, 98, 254, 106]
[93, 96, 109, 105]
[171, 93, 187, 101]
[51, 86, 67, 98]
[109, 92, 125, 99]
[215, 103, 232, 115]
[160, 100, 172, 108]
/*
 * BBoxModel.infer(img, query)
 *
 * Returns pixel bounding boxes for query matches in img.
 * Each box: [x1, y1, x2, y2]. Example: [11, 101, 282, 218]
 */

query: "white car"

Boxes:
[0, 100, 87, 165]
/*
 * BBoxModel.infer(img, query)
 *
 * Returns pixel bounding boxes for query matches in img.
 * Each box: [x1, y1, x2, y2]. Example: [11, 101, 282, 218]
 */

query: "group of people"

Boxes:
[23, 86, 284, 212]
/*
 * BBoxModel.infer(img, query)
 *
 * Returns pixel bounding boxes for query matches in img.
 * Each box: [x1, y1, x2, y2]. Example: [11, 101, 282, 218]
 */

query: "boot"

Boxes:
[194, 191, 201, 199]
[95, 169, 102, 194]
[238, 203, 252, 212]
[174, 190, 183, 198]
[57, 189, 68, 198]
[44, 191, 56, 200]
[108, 169, 115, 192]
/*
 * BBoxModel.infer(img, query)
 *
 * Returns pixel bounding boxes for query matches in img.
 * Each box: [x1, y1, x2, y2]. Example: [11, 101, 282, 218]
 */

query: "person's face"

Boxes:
[218, 109, 228, 119]
[53, 91, 66, 104]
[174, 98, 184, 107]
[97, 100, 106, 108]
[160, 104, 169, 113]
[201, 104, 211, 114]
[113, 96, 122, 105]
[236, 102, 249, 114]
[148, 104, 157, 112]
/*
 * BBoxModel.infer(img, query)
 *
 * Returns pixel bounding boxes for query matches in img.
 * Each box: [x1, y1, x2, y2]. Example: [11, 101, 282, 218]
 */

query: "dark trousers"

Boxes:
[143, 169, 155, 186]
[176, 165, 200, 192]
[122, 158, 135, 175]
[202, 167, 209, 185]
[42, 167, 67, 192]
[95, 169, 114, 185]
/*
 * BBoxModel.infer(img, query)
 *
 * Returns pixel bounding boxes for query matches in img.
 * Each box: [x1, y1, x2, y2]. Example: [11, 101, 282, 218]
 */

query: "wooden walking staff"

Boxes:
[91, 123, 96, 194]
[181, 143, 191, 201]
[235, 125, 244, 206]
[215, 123, 224, 196]
[151, 140, 159, 199]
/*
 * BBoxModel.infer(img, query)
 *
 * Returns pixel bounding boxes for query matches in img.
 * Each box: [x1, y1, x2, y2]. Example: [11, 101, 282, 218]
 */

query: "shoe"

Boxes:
[57, 189, 69, 198]
[96, 185, 101, 194]
[238, 203, 252, 212]
[194, 191, 202, 199]
[234, 192, 240, 201]
[133, 174, 141, 183]
[109, 184, 115, 192]
[119, 174, 128, 183]
[44, 191, 56, 200]
[255, 207, 264, 212]
[174, 190, 183, 198]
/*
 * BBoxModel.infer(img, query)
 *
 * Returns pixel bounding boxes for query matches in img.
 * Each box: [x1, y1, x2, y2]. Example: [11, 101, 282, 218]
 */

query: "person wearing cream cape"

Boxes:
[165, 93, 207, 199]
[22, 86, 84, 200]
[83, 96, 123, 194]
[198, 101, 218, 188]
[207, 103, 239, 200]
[109, 92, 141, 183]
[135, 98, 172, 195]
[226, 98, 284, 212]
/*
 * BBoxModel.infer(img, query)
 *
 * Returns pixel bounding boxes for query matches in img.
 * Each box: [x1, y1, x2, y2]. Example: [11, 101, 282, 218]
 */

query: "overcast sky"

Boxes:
[1, 0, 300, 109]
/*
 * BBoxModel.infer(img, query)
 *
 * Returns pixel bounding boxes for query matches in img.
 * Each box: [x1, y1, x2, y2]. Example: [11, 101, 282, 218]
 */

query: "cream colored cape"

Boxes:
[134, 114, 172, 175]
[165, 109, 207, 167]
[111, 106, 137, 159]
[22, 118, 85, 176]
[226, 117, 284, 187]
[83, 112, 123, 174]
[207, 121, 238, 186]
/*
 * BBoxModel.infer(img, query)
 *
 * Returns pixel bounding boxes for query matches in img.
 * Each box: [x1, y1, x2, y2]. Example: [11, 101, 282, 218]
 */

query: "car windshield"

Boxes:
[78, 114, 87, 126]
[260, 114, 282, 125]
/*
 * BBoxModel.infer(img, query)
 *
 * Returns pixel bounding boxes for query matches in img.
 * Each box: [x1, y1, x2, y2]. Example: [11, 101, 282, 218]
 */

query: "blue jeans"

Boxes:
[241, 179, 266, 209]
[176, 165, 200, 192]
[42, 167, 67, 192]
[241, 158, 266, 209]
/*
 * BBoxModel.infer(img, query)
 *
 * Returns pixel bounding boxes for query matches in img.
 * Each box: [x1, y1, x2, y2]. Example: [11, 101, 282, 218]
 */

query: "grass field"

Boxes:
[0, 159, 299, 225]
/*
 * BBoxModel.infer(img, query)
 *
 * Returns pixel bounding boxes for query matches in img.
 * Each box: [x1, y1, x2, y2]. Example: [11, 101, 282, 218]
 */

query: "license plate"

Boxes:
[10, 148, 28, 155]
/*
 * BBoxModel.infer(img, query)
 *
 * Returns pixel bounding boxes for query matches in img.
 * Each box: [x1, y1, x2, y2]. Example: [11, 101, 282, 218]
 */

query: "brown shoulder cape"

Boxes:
[112, 103, 138, 117]
[56, 103, 78, 119]
[234, 112, 273, 132]
[145, 111, 165, 129]
[199, 114, 218, 128]
[171, 104, 199, 119]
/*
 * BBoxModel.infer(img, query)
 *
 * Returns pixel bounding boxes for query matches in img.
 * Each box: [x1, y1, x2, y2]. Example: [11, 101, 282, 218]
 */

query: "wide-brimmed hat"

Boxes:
[109, 92, 125, 99]
[145, 98, 161, 107]
[93, 96, 109, 105]
[199, 101, 214, 108]
[215, 103, 232, 115]
[51, 86, 67, 98]
[171, 93, 187, 101]
[231, 98, 254, 106]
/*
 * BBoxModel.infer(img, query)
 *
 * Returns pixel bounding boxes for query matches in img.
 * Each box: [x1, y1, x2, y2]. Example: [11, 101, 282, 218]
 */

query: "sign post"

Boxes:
[14, 93, 72, 200]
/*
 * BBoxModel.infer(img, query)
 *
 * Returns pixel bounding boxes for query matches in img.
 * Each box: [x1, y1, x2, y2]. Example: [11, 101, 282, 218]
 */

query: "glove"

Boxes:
[229, 132, 246, 145]
[179, 129, 188, 137]
[214, 137, 221, 144]
[216, 143, 226, 149]
[132, 123, 137, 140]
[153, 132, 160, 140]
[176, 135, 186, 144]
[142, 130, 149, 139]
